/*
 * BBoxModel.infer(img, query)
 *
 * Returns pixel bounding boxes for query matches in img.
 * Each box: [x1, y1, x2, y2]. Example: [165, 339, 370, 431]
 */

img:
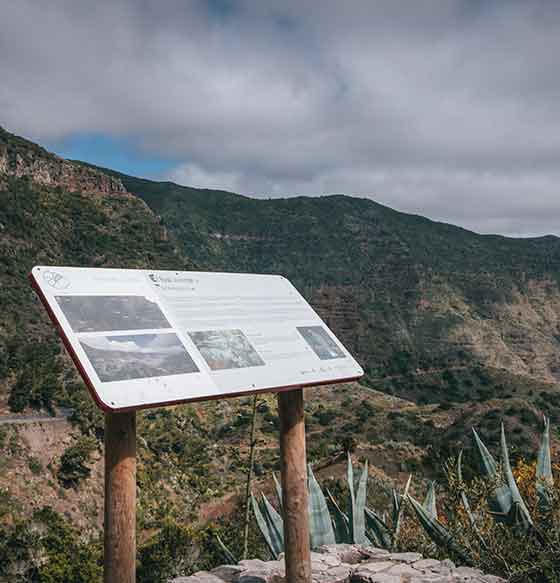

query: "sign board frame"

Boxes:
[30, 266, 363, 412]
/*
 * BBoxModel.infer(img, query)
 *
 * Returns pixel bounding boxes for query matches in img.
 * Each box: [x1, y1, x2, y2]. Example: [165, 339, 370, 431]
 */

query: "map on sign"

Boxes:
[30, 266, 364, 411]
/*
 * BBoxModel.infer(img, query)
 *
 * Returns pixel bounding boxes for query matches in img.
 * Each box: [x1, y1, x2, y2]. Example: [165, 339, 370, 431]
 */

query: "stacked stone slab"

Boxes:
[173, 544, 505, 583]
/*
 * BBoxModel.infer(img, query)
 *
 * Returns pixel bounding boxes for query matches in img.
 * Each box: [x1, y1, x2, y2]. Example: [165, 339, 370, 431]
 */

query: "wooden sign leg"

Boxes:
[104, 411, 137, 583]
[277, 388, 311, 583]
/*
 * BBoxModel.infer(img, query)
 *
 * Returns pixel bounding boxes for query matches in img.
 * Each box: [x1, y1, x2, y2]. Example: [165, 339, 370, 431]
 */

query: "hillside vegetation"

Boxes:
[103, 169, 560, 403]
[1, 127, 559, 581]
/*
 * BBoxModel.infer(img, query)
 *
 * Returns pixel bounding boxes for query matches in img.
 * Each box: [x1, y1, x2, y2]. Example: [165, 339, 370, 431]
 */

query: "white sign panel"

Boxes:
[30, 266, 363, 411]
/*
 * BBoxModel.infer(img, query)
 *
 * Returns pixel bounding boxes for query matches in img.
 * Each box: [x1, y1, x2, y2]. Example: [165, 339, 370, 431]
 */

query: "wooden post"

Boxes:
[104, 411, 137, 583]
[277, 388, 311, 583]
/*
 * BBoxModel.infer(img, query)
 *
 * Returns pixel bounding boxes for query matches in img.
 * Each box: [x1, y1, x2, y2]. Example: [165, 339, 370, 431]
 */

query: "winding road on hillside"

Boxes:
[0, 412, 71, 425]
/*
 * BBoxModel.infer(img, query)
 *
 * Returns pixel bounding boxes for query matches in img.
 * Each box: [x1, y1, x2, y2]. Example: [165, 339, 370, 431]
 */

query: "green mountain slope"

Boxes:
[99, 171, 560, 406]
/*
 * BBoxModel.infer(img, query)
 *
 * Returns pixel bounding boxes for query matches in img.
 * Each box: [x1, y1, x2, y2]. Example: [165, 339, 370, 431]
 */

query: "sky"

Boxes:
[1, 0, 559, 237]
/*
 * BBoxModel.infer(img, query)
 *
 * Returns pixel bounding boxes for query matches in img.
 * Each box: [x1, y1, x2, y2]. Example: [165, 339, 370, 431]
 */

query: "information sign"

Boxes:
[30, 266, 363, 411]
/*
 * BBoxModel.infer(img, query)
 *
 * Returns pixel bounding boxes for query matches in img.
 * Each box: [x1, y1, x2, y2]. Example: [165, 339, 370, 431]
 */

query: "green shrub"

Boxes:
[57, 437, 97, 488]
[313, 408, 337, 426]
[356, 400, 375, 422]
[137, 521, 198, 583]
[0, 507, 102, 583]
[28, 456, 43, 475]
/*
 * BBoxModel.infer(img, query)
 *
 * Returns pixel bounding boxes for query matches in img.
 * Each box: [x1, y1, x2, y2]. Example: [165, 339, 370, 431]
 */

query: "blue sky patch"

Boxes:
[44, 133, 178, 180]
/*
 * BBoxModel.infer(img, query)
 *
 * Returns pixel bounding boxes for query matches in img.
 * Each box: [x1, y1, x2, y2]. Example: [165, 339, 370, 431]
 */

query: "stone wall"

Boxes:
[173, 544, 505, 583]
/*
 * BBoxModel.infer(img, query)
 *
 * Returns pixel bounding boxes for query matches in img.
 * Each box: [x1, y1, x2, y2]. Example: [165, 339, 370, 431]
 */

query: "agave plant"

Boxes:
[220, 416, 556, 574]
[250, 453, 413, 558]
[251, 457, 364, 558]
[409, 417, 555, 561]
[361, 473, 412, 550]
[250, 464, 337, 559]
[406, 493, 471, 562]
[471, 422, 546, 529]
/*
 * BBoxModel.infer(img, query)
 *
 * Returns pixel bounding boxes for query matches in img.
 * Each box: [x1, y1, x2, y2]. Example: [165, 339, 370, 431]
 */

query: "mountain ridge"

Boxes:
[88, 165, 560, 394]
[74, 159, 560, 242]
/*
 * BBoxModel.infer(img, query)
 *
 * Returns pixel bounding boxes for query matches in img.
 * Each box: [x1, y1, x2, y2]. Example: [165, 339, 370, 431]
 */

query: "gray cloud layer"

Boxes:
[1, 0, 559, 236]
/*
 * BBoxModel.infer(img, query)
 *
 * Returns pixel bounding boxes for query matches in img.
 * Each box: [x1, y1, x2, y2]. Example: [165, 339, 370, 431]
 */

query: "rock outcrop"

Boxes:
[0, 127, 127, 195]
[173, 545, 505, 583]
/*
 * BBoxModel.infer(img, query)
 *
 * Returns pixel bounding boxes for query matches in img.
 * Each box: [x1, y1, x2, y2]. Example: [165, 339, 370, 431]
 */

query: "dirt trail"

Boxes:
[0, 413, 70, 425]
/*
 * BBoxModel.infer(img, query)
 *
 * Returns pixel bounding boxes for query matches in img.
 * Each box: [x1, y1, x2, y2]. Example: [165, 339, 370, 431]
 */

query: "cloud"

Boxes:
[169, 163, 243, 193]
[1, 0, 559, 236]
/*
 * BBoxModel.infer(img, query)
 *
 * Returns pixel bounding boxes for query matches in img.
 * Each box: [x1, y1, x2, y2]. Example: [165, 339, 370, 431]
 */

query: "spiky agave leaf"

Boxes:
[392, 474, 412, 548]
[472, 428, 512, 519]
[407, 494, 471, 563]
[347, 452, 354, 527]
[536, 416, 554, 512]
[261, 494, 285, 549]
[457, 450, 490, 550]
[500, 423, 533, 527]
[347, 455, 369, 545]
[355, 460, 369, 542]
[423, 481, 438, 520]
[364, 507, 392, 549]
[347, 453, 356, 542]
[307, 465, 336, 547]
[457, 451, 476, 527]
[251, 493, 283, 559]
[326, 488, 350, 544]
[472, 427, 499, 477]
[391, 488, 400, 526]
[215, 534, 238, 564]
[272, 472, 283, 512]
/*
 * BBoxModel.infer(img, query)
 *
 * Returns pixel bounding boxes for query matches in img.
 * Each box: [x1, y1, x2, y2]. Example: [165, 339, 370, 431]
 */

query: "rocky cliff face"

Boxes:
[0, 127, 127, 195]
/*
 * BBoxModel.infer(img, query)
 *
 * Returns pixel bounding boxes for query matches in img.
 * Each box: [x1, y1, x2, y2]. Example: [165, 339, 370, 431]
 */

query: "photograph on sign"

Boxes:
[189, 329, 265, 371]
[30, 266, 364, 410]
[297, 326, 346, 360]
[80, 333, 199, 382]
[55, 295, 171, 332]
